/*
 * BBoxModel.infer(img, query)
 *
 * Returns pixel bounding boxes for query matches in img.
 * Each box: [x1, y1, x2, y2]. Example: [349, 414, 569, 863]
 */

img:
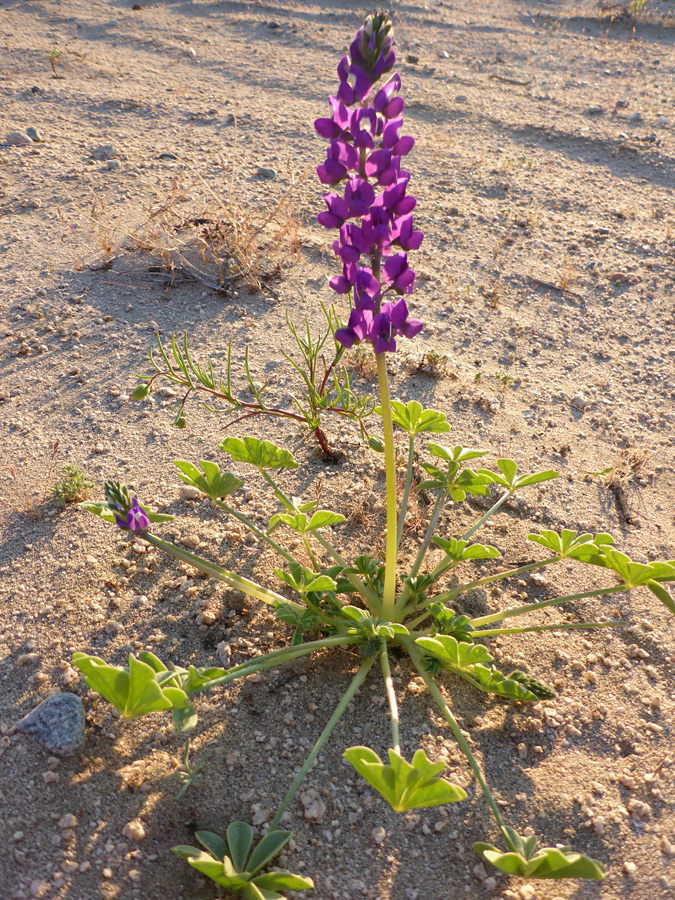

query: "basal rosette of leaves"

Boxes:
[74, 13, 675, 898]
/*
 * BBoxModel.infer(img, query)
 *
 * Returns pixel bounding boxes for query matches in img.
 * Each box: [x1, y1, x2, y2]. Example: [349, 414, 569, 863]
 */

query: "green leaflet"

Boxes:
[378, 400, 450, 435]
[72, 652, 196, 728]
[220, 436, 298, 470]
[433, 537, 501, 564]
[473, 827, 605, 880]
[344, 746, 467, 811]
[174, 459, 244, 500]
[172, 824, 313, 900]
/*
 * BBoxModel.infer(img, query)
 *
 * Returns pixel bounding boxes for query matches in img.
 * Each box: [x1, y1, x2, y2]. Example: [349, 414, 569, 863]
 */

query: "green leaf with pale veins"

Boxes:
[344, 747, 467, 811]
[220, 436, 297, 470]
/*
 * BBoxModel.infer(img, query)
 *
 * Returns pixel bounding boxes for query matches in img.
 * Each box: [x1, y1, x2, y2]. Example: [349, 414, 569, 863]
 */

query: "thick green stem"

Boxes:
[405, 641, 506, 831]
[269, 656, 375, 830]
[196, 635, 356, 691]
[470, 583, 628, 627]
[460, 492, 510, 542]
[380, 643, 400, 754]
[396, 435, 416, 550]
[376, 353, 398, 620]
[142, 533, 304, 612]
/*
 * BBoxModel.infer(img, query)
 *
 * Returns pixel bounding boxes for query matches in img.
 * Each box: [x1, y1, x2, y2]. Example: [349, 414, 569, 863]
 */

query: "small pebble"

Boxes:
[7, 131, 32, 146]
[25, 126, 42, 142]
[255, 166, 277, 179]
[91, 144, 117, 161]
[15, 693, 85, 757]
[107, 159, 121, 171]
[372, 825, 387, 844]
[623, 860, 637, 875]
[59, 813, 77, 829]
[123, 819, 146, 841]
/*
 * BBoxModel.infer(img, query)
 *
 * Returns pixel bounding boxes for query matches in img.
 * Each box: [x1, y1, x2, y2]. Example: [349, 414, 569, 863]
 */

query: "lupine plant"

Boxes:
[75, 12, 675, 897]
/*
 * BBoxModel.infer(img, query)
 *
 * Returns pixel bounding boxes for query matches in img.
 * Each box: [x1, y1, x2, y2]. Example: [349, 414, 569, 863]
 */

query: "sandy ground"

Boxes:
[1, 1, 675, 899]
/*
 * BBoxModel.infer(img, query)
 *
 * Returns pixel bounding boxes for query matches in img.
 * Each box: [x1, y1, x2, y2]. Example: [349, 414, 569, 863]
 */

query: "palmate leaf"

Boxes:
[174, 459, 244, 500]
[433, 537, 501, 564]
[415, 634, 492, 668]
[173, 825, 311, 900]
[474, 826, 605, 880]
[220, 436, 298, 470]
[344, 747, 467, 811]
[72, 652, 194, 723]
[274, 562, 336, 594]
[415, 636, 552, 702]
[427, 443, 488, 464]
[527, 529, 614, 561]
[268, 509, 344, 535]
[478, 459, 558, 492]
[381, 400, 450, 435]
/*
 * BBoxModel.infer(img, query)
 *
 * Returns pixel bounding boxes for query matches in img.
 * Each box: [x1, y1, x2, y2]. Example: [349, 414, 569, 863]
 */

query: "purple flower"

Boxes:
[126, 497, 150, 532]
[114, 496, 150, 532]
[317, 193, 349, 229]
[335, 307, 373, 349]
[383, 253, 415, 294]
[315, 13, 424, 354]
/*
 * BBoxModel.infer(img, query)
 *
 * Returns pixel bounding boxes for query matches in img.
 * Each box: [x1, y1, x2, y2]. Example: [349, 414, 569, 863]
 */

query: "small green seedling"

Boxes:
[49, 464, 93, 507]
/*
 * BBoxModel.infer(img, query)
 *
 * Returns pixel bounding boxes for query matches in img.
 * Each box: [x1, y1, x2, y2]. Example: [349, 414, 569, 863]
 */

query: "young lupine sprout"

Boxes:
[75, 12, 675, 898]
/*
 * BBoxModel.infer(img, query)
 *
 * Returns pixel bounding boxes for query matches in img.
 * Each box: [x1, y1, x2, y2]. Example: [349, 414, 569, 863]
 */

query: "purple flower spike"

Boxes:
[315, 12, 424, 353]
[126, 497, 150, 532]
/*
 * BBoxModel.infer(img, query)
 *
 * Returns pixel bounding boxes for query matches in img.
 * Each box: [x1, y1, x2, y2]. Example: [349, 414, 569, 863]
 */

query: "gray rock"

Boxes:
[587, 105, 604, 116]
[629, 112, 643, 125]
[6, 131, 32, 147]
[255, 166, 277, 180]
[91, 144, 117, 161]
[107, 159, 121, 171]
[25, 126, 42, 142]
[15, 693, 85, 757]
[657, 116, 669, 128]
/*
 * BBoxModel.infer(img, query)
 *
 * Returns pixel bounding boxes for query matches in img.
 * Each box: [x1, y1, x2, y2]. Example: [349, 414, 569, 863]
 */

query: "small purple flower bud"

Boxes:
[126, 497, 150, 532]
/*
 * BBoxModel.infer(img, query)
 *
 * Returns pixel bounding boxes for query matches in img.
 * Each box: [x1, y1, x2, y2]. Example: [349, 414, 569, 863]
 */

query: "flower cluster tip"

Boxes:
[315, 11, 424, 354]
